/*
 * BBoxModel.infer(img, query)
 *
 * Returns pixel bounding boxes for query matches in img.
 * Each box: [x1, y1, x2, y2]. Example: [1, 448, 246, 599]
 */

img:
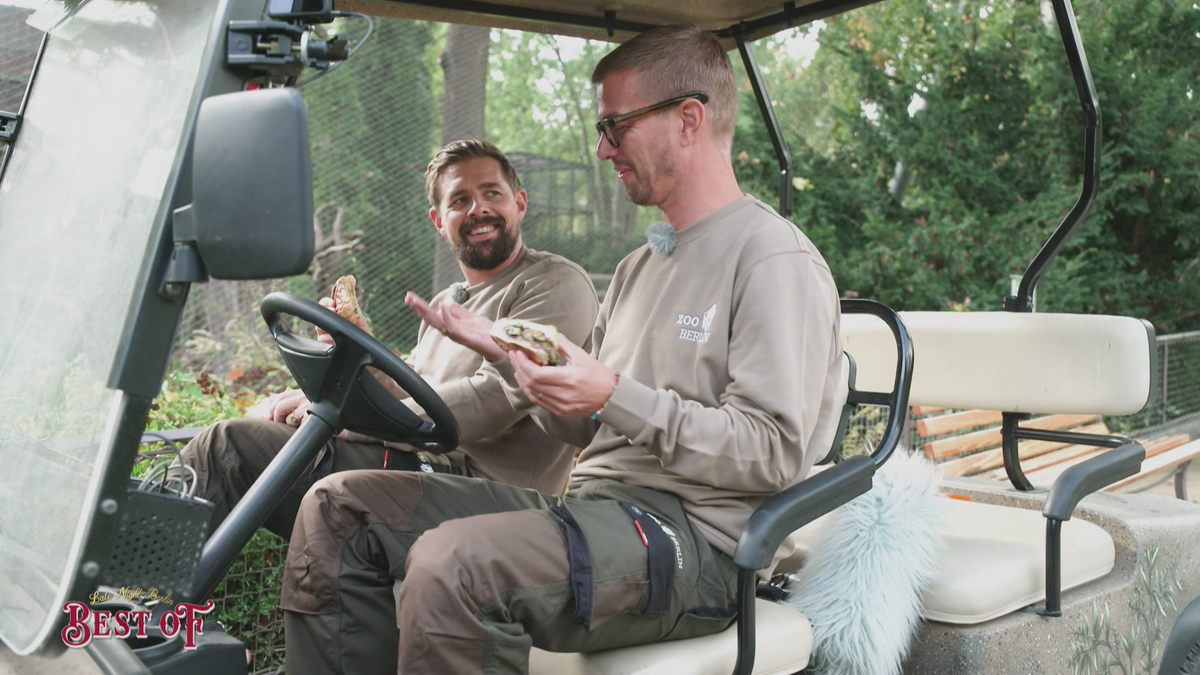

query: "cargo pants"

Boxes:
[179, 418, 468, 539]
[281, 472, 740, 675]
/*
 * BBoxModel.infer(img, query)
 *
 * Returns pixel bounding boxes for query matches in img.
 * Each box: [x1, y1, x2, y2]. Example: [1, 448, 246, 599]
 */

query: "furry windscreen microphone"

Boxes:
[448, 282, 468, 304]
[646, 221, 677, 255]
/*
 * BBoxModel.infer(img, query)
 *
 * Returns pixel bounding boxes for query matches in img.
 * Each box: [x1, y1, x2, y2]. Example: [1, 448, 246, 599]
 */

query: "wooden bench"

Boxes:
[913, 405, 1199, 499]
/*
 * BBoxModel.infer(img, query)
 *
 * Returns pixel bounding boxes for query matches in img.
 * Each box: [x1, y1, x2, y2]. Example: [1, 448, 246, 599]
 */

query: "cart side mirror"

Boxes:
[166, 88, 314, 286]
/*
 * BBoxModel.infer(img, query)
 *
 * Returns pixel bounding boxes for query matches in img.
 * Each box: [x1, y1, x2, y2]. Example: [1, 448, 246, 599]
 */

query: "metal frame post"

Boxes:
[997, 0, 1103, 488]
[1161, 342, 1170, 425]
[1006, 0, 1102, 312]
[1037, 518, 1064, 616]
[190, 412, 335, 602]
[734, 32, 793, 218]
[1002, 413, 1035, 491]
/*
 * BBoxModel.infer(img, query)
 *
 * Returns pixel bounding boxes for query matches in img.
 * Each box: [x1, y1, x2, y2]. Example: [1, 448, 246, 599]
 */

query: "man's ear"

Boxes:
[678, 98, 705, 147]
[515, 189, 528, 220]
[429, 206, 446, 236]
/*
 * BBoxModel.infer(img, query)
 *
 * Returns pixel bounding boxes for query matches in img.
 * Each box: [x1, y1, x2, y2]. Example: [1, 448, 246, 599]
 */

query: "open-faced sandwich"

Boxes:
[489, 318, 564, 366]
[330, 275, 363, 324]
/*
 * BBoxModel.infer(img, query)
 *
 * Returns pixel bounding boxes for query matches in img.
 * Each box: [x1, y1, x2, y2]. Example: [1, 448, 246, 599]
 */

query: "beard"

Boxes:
[455, 215, 519, 270]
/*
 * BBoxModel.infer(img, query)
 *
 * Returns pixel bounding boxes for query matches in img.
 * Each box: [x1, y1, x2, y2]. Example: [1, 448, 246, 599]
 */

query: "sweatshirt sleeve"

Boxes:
[399, 261, 600, 444]
[595, 250, 841, 493]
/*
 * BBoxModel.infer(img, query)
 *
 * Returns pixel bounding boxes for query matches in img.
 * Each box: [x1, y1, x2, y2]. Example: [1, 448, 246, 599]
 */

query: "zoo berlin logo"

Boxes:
[60, 588, 215, 649]
[676, 303, 717, 344]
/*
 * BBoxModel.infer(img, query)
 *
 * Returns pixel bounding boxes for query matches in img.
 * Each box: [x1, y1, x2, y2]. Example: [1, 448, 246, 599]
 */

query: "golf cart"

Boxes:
[0, 0, 1198, 674]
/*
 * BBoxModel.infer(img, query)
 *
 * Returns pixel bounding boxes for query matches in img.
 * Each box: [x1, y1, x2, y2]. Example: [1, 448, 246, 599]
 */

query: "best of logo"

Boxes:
[61, 599, 215, 649]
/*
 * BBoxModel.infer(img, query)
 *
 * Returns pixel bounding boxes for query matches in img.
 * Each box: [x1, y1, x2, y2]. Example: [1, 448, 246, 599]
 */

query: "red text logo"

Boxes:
[61, 600, 215, 649]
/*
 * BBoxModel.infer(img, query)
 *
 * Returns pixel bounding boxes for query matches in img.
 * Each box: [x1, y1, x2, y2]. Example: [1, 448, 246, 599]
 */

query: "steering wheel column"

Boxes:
[185, 292, 460, 603]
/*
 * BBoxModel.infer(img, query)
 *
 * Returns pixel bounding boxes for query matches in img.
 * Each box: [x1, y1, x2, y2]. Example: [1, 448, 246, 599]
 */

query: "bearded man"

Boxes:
[176, 138, 599, 539]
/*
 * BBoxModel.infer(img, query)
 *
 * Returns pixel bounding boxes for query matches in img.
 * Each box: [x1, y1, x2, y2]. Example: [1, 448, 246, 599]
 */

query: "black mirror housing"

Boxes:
[189, 88, 314, 280]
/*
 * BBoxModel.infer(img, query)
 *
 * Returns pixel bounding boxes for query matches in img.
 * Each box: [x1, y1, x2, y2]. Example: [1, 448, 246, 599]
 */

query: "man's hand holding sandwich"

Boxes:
[405, 291, 617, 418]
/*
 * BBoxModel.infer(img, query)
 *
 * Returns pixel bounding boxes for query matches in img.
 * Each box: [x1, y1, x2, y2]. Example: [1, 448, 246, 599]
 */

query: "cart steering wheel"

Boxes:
[259, 292, 459, 453]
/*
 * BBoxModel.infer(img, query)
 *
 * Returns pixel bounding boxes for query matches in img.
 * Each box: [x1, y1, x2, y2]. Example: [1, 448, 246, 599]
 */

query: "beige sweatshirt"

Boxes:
[500, 196, 846, 561]
[364, 247, 599, 495]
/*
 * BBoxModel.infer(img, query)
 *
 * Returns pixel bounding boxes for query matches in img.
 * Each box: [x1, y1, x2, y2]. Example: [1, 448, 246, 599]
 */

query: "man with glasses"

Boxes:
[281, 25, 846, 675]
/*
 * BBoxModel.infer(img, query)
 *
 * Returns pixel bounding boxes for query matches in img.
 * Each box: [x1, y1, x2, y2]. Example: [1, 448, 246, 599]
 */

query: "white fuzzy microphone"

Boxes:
[645, 221, 677, 255]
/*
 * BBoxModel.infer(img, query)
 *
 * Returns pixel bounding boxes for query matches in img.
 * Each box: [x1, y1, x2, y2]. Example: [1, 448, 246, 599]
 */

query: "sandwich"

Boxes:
[489, 318, 565, 366]
[330, 275, 363, 324]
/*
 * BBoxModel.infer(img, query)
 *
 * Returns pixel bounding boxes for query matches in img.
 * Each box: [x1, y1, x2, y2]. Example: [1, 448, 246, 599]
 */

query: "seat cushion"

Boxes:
[778, 497, 1115, 625]
[921, 498, 1114, 624]
[528, 599, 812, 675]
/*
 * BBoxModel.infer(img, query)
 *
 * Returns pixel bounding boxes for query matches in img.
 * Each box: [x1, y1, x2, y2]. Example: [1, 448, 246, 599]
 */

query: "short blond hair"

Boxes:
[424, 138, 522, 207]
[591, 25, 737, 145]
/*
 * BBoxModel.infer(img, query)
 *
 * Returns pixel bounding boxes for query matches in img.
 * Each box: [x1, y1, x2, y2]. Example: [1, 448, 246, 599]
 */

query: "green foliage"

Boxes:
[736, 0, 1199, 330]
[486, 31, 602, 161]
[302, 18, 439, 352]
[210, 530, 290, 673]
[484, 31, 655, 269]
[144, 368, 264, 433]
[150, 320, 296, 434]
[1068, 543, 1183, 674]
[838, 405, 891, 457]
[285, 2, 1196, 351]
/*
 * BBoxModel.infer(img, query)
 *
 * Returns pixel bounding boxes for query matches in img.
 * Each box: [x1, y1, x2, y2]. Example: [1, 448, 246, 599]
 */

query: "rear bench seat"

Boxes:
[780, 495, 1115, 624]
[830, 310, 1158, 625]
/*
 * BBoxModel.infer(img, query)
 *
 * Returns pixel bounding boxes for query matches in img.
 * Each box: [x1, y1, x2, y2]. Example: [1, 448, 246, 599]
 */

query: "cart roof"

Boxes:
[341, 0, 884, 42]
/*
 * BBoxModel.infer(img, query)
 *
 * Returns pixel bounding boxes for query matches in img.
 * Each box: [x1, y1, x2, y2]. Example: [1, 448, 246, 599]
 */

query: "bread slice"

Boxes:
[331, 275, 363, 324]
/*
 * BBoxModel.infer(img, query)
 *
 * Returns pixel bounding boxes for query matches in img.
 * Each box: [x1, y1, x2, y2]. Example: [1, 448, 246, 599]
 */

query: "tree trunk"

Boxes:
[547, 37, 610, 237]
[888, 159, 912, 200]
[433, 24, 490, 294]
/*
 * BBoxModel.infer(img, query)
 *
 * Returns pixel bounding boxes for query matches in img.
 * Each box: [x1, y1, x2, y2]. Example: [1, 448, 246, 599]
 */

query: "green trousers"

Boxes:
[179, 418, 467, 539]
[281, 472, 739, 675]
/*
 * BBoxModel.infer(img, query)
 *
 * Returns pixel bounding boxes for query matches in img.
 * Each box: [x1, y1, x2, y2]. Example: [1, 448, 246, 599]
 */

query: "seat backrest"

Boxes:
[816, 300, 914, 468]
[813, 354, 855, 467]
[843, 312, 1157, 416]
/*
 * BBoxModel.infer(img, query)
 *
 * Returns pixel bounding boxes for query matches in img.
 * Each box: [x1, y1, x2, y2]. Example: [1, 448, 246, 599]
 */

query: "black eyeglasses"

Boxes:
[594, 91, 709, 149]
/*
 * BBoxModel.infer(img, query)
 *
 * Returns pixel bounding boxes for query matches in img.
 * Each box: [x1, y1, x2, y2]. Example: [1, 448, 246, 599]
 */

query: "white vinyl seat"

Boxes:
[842, 311, 1155, 416]
[778, 497, 1115, 624]
[528, 599, 813, 675]
[920, 498, 1114, 623]
[812, 310, 1146, 625]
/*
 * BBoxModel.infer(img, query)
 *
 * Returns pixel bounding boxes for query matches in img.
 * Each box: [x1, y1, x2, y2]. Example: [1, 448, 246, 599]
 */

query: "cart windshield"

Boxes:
[0, 0, 220, 655]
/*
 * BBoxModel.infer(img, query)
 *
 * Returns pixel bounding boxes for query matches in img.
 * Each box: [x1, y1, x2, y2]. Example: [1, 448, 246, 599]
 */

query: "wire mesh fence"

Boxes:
[0, 7, 39, 111]
[0, 7, 42, 169]
[1108, 331, 1200, 437]
[210, 531, 289, 674]
[1160, 332, 1200, 424]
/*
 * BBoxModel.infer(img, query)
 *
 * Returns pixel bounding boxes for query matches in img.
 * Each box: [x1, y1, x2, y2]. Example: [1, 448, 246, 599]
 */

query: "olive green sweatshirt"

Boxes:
[360, 247, 599, 495]
[499, 197, 847, 563]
